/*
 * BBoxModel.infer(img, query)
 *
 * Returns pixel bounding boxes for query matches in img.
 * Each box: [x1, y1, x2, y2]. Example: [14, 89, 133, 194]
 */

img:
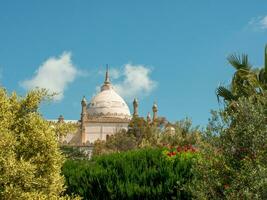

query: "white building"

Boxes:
[80, 68, 131, 144]
[58, 68, 159, 145]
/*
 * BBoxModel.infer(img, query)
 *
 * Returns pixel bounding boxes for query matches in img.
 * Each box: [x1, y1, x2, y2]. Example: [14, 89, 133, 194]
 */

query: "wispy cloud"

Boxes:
[21, 52, 79, 101]
[97, 63, 157, 101]
[247, 15, 267, 31]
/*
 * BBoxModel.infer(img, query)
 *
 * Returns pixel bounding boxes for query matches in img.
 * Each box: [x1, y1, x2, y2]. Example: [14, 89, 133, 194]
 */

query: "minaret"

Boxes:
[58, 114, 64, 123]
[133, 98, 138, 117]
[152, 102, 158, 122]
[147, 112, 151, 123]
[81, 96, 87, 144]
[101, 65, 112, 91]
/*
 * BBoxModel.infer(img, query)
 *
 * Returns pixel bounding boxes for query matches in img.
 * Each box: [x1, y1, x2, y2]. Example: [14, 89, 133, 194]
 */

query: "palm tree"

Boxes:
[217, 45, 267, 103]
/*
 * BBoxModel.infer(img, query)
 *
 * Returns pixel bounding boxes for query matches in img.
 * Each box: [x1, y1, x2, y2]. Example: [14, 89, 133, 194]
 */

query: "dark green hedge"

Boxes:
[62, 148, 195, 200]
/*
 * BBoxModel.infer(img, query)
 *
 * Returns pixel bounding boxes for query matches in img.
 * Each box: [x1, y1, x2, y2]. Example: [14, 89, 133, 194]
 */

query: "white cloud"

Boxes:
[21, 52, 78, 101]
[109, 68, 121, 79]
[260, 16, 267, 29]
[97, 63, 157, 100]
[248, 15, 267, 31]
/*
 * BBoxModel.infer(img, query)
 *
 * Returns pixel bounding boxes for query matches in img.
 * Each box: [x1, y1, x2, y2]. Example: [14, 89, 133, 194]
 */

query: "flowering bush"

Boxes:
[162, 144, 199, 162]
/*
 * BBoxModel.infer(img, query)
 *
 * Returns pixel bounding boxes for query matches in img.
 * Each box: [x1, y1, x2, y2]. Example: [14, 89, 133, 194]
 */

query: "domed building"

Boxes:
[80, 69, 132, 144]
[57, 67, 159, 146]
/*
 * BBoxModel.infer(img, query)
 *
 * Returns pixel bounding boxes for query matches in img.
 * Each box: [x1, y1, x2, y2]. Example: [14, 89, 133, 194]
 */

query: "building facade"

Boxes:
[59, 68, 159, 145]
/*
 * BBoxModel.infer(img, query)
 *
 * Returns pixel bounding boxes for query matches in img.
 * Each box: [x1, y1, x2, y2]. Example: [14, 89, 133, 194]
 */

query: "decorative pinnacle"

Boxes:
[101, 65, 112, 91]
[147, 112, 151, 121]
[133, 98, 139, 116]
[133, 98, 138, 105]
[81, 96, 87, 106]
[104, 64, 110, 84]
[58, 115, 64, 122]
[82, 96, 86, 102]
[152, 102, 158, 112]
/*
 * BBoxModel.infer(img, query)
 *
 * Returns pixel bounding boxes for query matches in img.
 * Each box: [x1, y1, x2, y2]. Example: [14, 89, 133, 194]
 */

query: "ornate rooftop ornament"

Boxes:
[133, 98, 139, 117]
[101, 65, 112, 91]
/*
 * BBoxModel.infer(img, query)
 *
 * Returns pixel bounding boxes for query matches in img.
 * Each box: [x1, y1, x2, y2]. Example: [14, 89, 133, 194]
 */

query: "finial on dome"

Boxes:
[105, 64, 110, 84]
[101, 65, 112, 91]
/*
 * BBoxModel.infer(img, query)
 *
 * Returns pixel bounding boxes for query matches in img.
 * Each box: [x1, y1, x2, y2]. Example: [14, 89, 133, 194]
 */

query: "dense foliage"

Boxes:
[160, 118, 202, 147]
[191, 44, 267, 199]
[93, 117, 201, 157]
[63, 148, 197, 200]
[192, 96, 267, 199]
[0, 88, 78, 200]
[61, 146, 90, 160]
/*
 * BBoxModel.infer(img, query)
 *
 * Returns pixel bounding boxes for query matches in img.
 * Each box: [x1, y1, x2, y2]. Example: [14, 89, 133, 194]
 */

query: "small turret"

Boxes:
[152, 102, 158, 122]
[81, 95, 87, 108]
[147, 112, 151, 123]
[81, 96, 87, 119]
[58, 115, 64, 123]
[81, 96, 87, 145]
[133, 98, 139, 117]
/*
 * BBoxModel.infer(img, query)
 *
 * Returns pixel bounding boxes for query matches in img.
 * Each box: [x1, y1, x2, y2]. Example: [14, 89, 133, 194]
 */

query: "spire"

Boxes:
[101, 65, 112, 91]
[104, 64, 110, 84]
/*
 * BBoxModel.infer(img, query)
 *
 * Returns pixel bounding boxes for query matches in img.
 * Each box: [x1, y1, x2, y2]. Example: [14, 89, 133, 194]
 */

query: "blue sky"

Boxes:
[0, 1, 267, 126]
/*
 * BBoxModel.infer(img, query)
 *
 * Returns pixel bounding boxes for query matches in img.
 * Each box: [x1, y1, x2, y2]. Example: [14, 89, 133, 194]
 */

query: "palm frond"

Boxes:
[227, 54, 251, 70]
[216, 86, 237, 102]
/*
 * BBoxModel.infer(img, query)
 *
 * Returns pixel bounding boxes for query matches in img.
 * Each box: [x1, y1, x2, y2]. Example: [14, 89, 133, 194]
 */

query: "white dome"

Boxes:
[87, 88, 131, 119]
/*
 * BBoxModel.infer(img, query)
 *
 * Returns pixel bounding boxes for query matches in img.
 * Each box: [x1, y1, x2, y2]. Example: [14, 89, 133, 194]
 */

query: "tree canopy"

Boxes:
[0, 88, 77, 199]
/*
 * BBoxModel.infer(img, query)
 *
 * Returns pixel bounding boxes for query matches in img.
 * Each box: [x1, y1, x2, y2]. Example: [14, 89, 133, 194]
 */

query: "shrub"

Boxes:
[0, 88, 78, 199]
[93, 130, 137, 156]
[191, 96, 267, 199]
[63, 148, 197, 200]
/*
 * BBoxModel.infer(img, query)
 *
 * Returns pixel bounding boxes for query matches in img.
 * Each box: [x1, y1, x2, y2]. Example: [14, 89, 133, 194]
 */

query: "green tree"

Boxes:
[192, 96, 267, 199]
[0, 88, 78, 199]
[93, 129, 137, 156]
[160, 118, 202, 147]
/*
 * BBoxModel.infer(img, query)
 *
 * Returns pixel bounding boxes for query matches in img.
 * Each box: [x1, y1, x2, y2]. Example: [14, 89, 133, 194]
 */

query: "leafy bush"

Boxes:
[61, 146, 90, 160]
[63, 148, 197, 200]
[0, 88, 78, 199]
[160, 118, 202, 147]
[192, 96, 267, 199]
[93, 129, 137, 156]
